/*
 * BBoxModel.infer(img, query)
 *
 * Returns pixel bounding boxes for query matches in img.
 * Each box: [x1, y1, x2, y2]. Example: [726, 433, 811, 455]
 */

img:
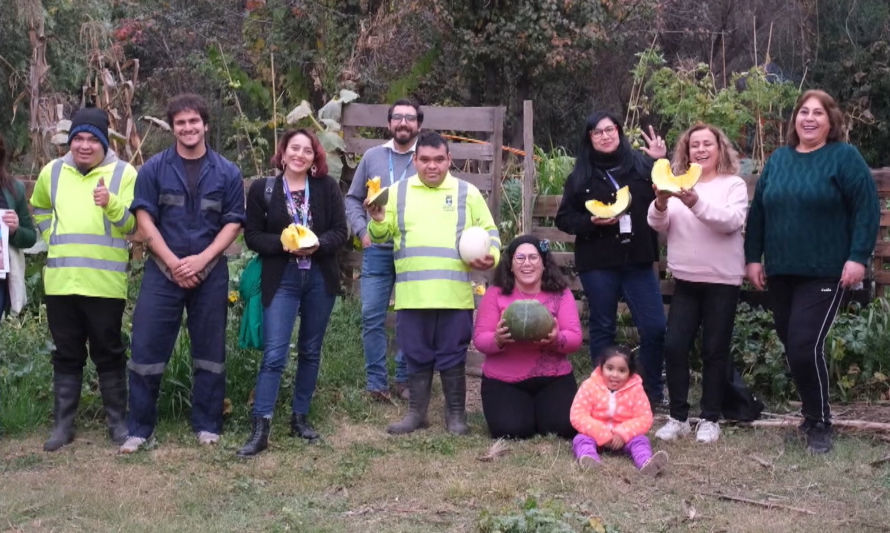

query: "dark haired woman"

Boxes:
[472, 235, 582, 439]
[555, 112, 667, 405]
[0, 135, 37, 317]
[238, 129, 347, 456]
[745, 89, 879, 454]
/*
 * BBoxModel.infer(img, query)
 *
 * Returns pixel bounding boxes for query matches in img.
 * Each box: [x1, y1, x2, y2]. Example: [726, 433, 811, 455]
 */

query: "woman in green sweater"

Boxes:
[744, 89, 879, 454]
[0, 135, 37, 317]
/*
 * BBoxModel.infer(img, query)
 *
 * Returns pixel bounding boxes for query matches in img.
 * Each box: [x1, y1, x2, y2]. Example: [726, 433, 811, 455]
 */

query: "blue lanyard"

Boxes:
[604, 171, 621, 191]
[282, 177, 309, 226]
[389, 150, 409, 185]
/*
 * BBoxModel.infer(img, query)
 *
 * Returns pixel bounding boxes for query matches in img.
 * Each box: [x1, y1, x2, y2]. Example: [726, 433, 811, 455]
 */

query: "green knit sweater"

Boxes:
[744, 142, 879, 278]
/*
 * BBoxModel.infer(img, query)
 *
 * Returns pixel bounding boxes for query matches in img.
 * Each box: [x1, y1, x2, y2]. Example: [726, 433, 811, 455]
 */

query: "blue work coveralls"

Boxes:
[126, 146, 245, 438]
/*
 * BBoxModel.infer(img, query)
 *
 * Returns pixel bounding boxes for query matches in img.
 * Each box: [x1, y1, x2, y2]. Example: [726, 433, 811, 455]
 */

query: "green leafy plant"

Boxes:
[478, 496, 617, 533]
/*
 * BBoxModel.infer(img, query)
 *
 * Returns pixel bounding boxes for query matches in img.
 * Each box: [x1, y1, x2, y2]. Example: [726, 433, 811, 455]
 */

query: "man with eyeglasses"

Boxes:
[345, 99, 422, 403]
[366, 131, 501, 436]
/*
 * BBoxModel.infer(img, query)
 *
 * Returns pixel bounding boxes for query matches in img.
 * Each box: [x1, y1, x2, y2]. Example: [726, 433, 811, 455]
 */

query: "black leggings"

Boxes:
[481, 373, 577, 439]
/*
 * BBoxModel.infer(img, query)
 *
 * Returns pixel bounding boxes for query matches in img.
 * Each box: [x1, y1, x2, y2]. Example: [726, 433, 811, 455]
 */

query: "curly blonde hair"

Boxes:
[670, 123, 740, 176]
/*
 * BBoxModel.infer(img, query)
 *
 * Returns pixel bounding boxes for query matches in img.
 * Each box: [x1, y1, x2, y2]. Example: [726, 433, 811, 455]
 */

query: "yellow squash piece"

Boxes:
[366, 176, 389, 207]
[280, 223, 319, 250]
[651, 158, 702, 193]
[585, 186, 632, 219]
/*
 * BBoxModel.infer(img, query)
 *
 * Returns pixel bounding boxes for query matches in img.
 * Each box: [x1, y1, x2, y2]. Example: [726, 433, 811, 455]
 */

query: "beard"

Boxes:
[391, 127, 416, 144]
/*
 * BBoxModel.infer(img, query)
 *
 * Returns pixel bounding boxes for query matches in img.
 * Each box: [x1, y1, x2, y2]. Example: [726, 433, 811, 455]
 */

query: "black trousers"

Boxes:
[769, 276, 846, 425]
[664, 280, 740, 422]
[45, 295, 127, 376]
[481, 373, 577, 439]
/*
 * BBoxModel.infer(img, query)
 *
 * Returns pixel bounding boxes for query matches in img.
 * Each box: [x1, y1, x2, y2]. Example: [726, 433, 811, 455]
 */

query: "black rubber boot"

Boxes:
[387, 369, 433, 435]
[290, 413, 319, 442]
[440, 364, 469, 435]
[44, 372, 82, 452]
[98, 368, 128, 445]
[237, 416, 271, 457]
[806, 422, 833, 454]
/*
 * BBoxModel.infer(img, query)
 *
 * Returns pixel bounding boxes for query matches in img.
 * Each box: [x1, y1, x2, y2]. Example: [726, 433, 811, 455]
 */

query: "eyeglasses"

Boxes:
[390, 114, 418, 123]
[513, 253, 541, 264]
[591, 125, 618, 139]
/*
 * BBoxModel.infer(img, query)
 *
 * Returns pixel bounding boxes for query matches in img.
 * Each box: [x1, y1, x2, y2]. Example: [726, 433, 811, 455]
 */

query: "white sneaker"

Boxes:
[119, 436, 147, 454]
[197, 431, 220, 445]
[655, 417, 691, 441]
[695, 420, 721, 443]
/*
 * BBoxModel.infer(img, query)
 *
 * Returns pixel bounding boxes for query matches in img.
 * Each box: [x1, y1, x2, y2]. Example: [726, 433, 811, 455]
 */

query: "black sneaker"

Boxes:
[805, 422, 833, 454]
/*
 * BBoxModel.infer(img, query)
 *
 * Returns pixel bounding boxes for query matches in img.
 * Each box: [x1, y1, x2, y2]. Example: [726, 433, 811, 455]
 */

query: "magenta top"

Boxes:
[473, 286, 582, 383]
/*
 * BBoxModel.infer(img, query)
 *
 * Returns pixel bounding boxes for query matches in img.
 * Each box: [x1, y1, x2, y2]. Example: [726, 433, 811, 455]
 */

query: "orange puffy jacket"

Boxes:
[570, 367, 653, 446]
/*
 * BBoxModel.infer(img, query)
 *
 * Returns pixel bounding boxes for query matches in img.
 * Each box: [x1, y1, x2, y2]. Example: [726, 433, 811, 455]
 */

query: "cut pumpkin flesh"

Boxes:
[366, 176, 389, 207]
[585, 186, 631, 219]
[280, 223, 319, 250]
[651, 158, 702, 193]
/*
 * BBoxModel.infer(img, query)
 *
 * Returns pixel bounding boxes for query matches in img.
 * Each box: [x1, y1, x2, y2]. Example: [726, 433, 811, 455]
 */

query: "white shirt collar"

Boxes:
[382, 138, 417, 154]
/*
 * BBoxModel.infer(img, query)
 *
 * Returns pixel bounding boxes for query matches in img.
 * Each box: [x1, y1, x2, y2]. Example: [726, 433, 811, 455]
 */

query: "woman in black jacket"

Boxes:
[238, 129, 347, 456]
[555, 111, 667, 405]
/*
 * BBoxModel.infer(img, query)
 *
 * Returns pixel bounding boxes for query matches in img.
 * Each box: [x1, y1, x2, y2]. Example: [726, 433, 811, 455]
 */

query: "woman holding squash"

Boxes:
[237, 129, 348, 457]
[473, 235, 582, 439]
[647, 123, 748, 443]
[555, 112, 668, 406]
[744, 90, 879, 454]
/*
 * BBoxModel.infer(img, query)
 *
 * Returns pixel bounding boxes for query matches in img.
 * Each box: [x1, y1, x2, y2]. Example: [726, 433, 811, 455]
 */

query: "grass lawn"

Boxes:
[2, 377, 889, 532]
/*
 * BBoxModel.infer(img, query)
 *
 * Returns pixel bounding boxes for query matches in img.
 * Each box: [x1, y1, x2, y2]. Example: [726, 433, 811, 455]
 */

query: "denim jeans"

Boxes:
[579, 263, 666, 403]
[663, 280, 740, 422]
[252, 262, 336, 418]
[360, 245, 407, 391]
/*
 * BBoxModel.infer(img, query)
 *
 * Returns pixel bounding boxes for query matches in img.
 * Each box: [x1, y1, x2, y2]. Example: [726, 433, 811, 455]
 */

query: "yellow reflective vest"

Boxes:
[31, 151, 137, 299]
[368, 173, 500, 309]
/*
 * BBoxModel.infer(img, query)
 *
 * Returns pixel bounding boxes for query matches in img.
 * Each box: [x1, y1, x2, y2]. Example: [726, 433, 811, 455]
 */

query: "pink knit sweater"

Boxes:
[473, 286, 582, 382]
[647, 176, 749, 285]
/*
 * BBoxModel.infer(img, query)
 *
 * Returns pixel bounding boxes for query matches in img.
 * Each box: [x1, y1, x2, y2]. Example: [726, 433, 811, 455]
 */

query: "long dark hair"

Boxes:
[493, 234, 568, 295]
[0, 135, 12, 193]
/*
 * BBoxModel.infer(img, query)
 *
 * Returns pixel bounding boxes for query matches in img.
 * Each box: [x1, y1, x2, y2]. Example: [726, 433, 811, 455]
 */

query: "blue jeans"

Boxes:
[360, 245, 407, 391]
[252, 262, 336, 418]
[579, 263, 666, 403]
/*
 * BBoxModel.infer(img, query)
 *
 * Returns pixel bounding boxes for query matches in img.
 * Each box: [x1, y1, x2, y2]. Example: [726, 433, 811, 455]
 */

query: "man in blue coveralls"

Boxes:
[120, 93, 245, 452]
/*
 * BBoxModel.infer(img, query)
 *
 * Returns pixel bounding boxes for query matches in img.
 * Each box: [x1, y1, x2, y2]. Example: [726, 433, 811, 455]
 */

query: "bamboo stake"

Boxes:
[750, 418, 890, 432]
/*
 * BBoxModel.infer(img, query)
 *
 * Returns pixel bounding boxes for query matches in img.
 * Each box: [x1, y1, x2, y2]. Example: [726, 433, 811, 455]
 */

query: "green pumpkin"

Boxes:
[502, 299, 555, 341]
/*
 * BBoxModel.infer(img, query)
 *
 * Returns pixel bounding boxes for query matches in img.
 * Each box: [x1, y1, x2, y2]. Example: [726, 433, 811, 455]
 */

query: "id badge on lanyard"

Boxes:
[605, 171, 632, 244]
[282, 179, 312, 270]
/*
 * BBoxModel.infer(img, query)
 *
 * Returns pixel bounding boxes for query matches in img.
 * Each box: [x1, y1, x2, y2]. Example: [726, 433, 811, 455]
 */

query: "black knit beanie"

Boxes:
[68, 107, 110, 154]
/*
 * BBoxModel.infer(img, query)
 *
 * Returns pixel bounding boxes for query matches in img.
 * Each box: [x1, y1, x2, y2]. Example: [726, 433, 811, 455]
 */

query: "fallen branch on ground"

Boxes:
[749, 418, 890, 432]
[704, 492, 816, 515]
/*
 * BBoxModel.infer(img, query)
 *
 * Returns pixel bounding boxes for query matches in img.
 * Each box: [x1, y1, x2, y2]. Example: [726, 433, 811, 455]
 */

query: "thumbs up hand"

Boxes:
[94, 177, 109, 207]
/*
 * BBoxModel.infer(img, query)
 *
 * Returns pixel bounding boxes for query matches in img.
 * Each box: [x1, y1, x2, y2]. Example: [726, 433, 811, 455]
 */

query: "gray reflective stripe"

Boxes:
[396, 270, 471, 283]
[49, 159, 64, 238]
[49, 233, 127, 249]
[194, 359, 225, 374]
[108, 161, 126, 195]
[33, 208, 52, 215]
[128, 360, 166, 376]
[454, 181, 468, 250]
[37, 220, 52, 233]
[489, 230, 502, 250]
[113, 210, 132, 228]
[159, 193, 185, 206]
[396, 181, 408, 251]
[394, 246, 461, 260]
[200, 198, 222, 212]
[46, 256, 128, 272]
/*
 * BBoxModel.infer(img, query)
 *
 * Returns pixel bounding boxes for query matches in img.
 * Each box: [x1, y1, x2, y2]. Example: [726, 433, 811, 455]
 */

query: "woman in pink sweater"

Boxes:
[647, 123, 748, 443]
[473, 235, 582, 439]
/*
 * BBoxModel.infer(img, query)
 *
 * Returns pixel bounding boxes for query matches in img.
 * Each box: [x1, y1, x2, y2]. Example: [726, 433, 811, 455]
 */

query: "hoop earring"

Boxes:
[310, 164, 318, 176]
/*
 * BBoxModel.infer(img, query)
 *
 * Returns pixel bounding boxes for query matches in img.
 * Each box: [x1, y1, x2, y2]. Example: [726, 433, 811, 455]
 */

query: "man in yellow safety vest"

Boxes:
[367, 130, 500, 435]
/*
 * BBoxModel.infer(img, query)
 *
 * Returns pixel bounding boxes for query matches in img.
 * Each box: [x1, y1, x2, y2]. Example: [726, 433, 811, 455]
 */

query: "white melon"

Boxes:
[458, 226, 491, 263]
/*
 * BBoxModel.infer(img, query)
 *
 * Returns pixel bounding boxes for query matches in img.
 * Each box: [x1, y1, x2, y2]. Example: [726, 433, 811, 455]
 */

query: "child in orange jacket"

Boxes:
[570, 346, 668, 475]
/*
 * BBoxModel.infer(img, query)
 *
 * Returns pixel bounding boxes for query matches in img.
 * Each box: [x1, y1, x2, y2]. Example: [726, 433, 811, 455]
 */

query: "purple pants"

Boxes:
[396, 309, 473, 373]
[572, 433, 653, 469]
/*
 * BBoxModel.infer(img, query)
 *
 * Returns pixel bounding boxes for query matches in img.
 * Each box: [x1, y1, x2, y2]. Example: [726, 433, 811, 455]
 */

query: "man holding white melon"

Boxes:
[365, 131, 500, 435]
